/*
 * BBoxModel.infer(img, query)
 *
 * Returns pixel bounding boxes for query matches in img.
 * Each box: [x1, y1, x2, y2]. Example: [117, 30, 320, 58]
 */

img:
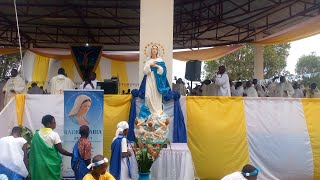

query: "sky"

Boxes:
[172, 34, 320, 81]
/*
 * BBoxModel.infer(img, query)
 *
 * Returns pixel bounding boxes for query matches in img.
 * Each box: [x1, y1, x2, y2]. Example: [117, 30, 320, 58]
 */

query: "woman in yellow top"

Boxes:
[83, 155, 115, 180]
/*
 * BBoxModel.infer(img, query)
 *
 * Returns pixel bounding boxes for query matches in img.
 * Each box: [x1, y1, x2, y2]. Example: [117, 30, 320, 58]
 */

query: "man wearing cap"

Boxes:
[110, 121, 132, 180]
[83, 155, 115, 180]
[221, 164, 259, 180]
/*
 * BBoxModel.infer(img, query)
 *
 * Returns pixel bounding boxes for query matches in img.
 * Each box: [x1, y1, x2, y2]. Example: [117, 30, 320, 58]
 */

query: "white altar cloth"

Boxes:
[130, 143, 195, 180]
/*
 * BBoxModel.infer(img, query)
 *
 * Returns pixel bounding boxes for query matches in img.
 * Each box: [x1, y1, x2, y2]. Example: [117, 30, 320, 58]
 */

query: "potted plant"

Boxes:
[131, 138, 168, 180]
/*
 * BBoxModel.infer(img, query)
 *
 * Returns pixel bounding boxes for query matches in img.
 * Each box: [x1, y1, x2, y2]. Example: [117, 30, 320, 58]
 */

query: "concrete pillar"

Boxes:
[254, 44, 264, 80]
[139, 0, 174, 84]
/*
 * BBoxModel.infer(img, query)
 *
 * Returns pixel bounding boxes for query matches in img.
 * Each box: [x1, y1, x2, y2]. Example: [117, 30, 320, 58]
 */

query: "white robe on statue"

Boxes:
[274, 82, 294, 97]
[50, 74, 74, 94]
[214, 73, 231, 96]
[244, 86, 258, 97]
[144, 58, 164, 116]
[2, 75, 26, 106]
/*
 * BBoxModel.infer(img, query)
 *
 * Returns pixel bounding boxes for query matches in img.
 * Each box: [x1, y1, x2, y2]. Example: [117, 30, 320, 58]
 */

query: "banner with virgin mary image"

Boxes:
[63, 90, 104, 177]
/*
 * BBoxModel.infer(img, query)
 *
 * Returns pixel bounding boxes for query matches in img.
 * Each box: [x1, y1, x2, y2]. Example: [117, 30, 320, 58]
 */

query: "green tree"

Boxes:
[295, 52, 320, 75]
[0, 53, 21, 80]
[204, 44, 290, 80]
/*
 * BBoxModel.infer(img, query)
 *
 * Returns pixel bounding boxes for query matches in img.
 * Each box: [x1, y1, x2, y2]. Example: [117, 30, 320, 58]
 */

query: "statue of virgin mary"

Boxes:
[142, 45, 170, 116]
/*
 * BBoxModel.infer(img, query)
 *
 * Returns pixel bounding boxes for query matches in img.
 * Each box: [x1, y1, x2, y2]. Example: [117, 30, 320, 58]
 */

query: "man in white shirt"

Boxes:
[214, 66, 231, 96]
[50, 68, 74, 94]
[80, 72, 98, 90]
[221, 164, 259, 180]
[274, 76, 294, 97]
[2, 69, 26, 106]
[243, 81, 258, 97]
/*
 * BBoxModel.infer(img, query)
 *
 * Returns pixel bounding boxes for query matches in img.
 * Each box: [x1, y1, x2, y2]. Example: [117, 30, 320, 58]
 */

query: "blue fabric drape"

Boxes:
[127, 89, 138, 142]
[71, 141, 90, 180]
[172, 92, 187, 143]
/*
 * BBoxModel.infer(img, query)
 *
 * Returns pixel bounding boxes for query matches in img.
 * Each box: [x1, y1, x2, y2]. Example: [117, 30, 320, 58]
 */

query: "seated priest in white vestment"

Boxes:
[253, 79, 265, 97]
[230, 81, 236, 96]
[268, 77, 278, 97]
[200, 80, 212, 96]
[274, 76, 294, 97]
[306, 83, 320, 98]
[233, 82, 244, 97]
[80, 72, 98, 90]
[214, 66, 231, 96]
[292, 82, 304, 98]
[2, 69, 26, 106]
[221, 164, 259, 180]
[173, 78, 187, 96]
[243, 81, 258, 97]
[50, 68, 74, 94]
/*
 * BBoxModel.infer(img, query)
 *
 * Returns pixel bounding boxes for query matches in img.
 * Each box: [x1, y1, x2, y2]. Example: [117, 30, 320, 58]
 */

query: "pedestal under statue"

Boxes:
[134, 44, 171, 143]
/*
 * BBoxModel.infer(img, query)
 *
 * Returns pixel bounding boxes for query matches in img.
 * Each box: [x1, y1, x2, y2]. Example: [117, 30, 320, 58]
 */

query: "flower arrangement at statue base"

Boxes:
[131, 138, 169, 180]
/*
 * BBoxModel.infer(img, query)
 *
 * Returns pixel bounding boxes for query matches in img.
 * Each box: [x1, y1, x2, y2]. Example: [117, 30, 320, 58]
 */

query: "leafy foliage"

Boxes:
[204, 44, 291, 80]
[0, 53, 22, 80]
[295, 52, 320, 75]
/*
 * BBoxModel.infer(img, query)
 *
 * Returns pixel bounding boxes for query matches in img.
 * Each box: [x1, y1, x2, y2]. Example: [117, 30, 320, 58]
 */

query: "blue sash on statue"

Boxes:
[71, 141, 90, 180]
[151, 61, 170, 95]
[110, 136, 131, 180]
[0, 163, 24, 180]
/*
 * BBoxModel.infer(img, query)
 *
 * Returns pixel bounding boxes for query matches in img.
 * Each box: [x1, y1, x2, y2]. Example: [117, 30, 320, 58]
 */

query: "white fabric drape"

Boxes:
[129, 143, 195, 180]
[244, 98, 313, 180]
[22, 95, 64, 139]
[0, 98, 18, 138]
[21, 50, 35, 82]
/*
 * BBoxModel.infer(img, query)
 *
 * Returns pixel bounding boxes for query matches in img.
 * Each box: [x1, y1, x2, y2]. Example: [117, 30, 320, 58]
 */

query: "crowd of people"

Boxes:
[0, 115, 133, 180]
[173, 65, 320, 98]
[1, 68, 99, 107]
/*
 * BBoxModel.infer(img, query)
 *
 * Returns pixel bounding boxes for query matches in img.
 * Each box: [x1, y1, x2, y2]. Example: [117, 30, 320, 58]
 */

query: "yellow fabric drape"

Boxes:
[103, 95, 132, 159]
[61, 59, 75, 81]
[15, 94, 25, 126]
[255, 15, 320, 45]
[31, 55, 50, 87]
[187, 96, 250, 180]
[95, 64, 102, 81]
[302, 99, 320, 180]
[111, 60, 129, 93]
[173, 45, 243, 61]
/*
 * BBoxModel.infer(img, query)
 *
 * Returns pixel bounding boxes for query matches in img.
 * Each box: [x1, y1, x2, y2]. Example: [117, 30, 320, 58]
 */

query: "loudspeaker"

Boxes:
[185, 60, 202, 81]
[97, 79, 118, 94]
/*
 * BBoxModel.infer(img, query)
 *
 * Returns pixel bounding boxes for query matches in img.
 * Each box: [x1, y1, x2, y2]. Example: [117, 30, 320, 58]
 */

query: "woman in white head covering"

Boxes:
[110, 121, 132, 180]
[69, 95, 92, 126]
